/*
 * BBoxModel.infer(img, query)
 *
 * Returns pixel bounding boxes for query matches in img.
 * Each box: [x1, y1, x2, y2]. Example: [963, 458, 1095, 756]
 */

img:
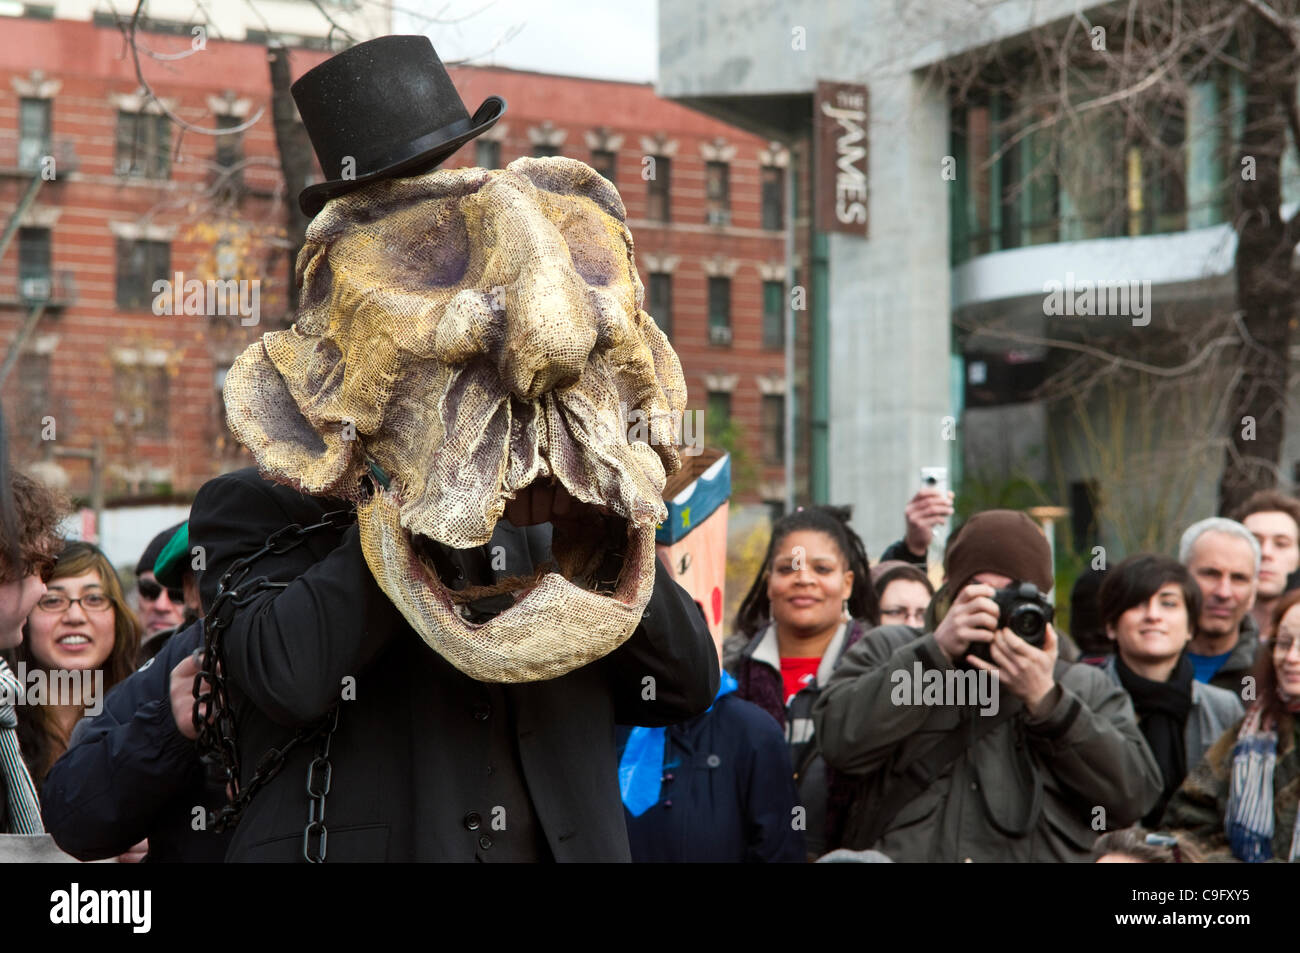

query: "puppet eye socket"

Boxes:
[384, 208, 471, 288]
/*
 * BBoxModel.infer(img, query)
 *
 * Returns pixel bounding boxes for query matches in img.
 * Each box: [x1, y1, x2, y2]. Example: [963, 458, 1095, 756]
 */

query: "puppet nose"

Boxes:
[497, 257, 598, 400]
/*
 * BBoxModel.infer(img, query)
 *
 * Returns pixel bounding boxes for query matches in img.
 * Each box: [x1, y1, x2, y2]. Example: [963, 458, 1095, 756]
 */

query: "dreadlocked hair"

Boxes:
[733, 504, 878, 637]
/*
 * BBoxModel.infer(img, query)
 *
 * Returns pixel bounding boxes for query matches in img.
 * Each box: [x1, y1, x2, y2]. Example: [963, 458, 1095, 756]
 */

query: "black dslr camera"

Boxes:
[968, 581, 1054, 662]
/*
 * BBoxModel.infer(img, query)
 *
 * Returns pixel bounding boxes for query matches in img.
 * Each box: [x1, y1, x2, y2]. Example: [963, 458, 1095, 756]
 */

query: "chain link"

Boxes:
[303, 705, 339, 862]
[192, 509, 353, 847]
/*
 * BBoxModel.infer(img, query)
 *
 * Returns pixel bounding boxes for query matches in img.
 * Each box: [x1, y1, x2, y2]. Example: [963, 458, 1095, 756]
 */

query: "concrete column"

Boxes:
[828, 68, 953, 556]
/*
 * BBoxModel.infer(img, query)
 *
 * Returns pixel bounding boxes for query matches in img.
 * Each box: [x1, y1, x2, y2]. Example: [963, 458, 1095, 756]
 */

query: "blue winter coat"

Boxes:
[619, 692, 806, 862]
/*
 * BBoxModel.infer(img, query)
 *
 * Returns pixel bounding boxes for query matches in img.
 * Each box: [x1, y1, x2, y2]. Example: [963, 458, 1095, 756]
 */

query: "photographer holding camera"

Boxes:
[813, 510, 1162, 862]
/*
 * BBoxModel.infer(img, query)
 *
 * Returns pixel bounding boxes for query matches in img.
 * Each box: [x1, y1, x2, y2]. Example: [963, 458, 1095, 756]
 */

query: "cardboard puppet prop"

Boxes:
[223, 40, 688, 684]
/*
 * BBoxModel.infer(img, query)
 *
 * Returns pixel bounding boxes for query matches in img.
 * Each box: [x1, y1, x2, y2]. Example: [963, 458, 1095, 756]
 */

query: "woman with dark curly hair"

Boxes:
[723, 504, 878, 858]
[8, 541, 140, 795]
[0, 451, 67, 835]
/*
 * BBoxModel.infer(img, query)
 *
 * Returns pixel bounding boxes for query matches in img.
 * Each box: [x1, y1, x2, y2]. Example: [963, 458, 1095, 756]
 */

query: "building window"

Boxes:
[18, 228, 51, 301]
[16, 351, 51, 447]
[215, 114, 244, 193]
[591, 149, 616, 185]
[647, 155, 671, 222]
[762, 280, 784, 349]
[116, 111, 170, 179]
[18, 98, 51, 172]
[707, 277, 731, 345]
[761, 166, 784, 230]
[116, 238, 169, 310]
[761, 394, 785, 464]
[705, 160, 729, 225]
[533, 143, 560, 158]
[476, 139, 500, 169]
[648, 272, 672, 339]
[113, 364, 169, 438]
[707, 391, 732, 430]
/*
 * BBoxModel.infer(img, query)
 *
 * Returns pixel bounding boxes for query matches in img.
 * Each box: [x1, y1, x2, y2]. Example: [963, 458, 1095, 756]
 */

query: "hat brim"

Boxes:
[298, 95, 506, 217]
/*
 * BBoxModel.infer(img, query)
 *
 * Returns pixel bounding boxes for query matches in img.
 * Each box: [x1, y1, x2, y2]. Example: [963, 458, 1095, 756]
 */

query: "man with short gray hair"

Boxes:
[1178, 518, 1262, 696]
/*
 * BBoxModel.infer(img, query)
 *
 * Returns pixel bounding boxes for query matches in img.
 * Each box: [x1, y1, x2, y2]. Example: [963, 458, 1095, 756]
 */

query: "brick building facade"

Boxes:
[0, 16, 790, 514]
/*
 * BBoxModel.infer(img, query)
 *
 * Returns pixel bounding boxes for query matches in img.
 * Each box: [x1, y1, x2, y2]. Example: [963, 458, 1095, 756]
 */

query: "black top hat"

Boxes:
[291, 35, 506, 217]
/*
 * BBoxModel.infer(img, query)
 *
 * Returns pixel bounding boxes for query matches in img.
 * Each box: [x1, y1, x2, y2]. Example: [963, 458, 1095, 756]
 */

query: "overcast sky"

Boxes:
[393, 0, 659, 83]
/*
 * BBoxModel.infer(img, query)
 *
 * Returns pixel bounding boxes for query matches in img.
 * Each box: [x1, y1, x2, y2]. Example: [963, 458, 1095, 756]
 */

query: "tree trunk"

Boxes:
[1219, 16, 1298, 515]
[268, 44, 315, 321]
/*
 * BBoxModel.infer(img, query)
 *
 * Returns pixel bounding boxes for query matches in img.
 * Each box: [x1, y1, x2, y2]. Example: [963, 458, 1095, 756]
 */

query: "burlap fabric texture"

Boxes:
[223, 157, 688, 682]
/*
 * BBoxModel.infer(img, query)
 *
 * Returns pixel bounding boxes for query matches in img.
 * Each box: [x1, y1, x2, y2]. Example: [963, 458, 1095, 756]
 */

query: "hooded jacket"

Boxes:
[813, 624, 1163, 862]
[188, 467, 718, 862]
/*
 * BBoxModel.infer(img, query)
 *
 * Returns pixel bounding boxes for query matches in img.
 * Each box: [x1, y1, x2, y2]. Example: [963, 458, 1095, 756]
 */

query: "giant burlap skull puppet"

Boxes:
[223, 157, 686, 682]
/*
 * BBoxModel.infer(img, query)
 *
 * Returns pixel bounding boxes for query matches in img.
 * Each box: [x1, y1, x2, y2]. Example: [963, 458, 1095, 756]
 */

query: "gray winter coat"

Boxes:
[813, 625, 1163, 862]
[1100, 655, 1244, 771]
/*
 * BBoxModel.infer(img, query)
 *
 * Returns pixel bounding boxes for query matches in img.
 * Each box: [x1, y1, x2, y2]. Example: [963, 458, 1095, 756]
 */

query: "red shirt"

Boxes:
[780, 656, 821, 707]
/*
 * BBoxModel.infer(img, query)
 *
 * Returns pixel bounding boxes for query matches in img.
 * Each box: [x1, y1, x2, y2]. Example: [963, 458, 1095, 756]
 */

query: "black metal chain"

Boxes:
[303, 705, 339, 863]
[191, 509, 353, 849]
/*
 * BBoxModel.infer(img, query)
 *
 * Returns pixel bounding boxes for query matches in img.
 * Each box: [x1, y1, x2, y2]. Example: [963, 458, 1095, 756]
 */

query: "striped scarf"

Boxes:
[1225, 703, 1300, 863]
[0, 657, 42, 834]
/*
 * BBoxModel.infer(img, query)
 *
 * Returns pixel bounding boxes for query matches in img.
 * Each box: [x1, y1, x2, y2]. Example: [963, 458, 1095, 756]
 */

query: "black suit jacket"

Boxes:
[189, 467, 718, 861]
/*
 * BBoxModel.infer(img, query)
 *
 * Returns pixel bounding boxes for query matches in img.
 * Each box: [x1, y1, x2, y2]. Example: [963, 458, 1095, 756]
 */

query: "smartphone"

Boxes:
[920, 467, 950, 545]
[920, 467, 949, 497]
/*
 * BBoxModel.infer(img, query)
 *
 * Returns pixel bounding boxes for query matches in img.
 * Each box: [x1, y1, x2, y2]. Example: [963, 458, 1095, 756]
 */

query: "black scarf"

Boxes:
[1115, 651, 1194, 826]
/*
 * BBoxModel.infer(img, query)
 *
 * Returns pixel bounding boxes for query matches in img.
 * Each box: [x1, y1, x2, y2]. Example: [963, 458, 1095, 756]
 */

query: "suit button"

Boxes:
[642, 606, 652, 620]
[662, 772, 674, 783]
[455, 567, 465, 581]
[970, 782, 977, 791]
[706, 754, 721, 768]
[663, 799, 673, 808]
[464, 812, 482, 831]
[478, 835, 492, 850]
[473, 704, 491, 721]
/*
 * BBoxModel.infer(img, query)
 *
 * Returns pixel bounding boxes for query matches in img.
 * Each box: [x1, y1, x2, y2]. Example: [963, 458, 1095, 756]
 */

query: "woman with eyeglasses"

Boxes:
[870, 561, 935, 630]
[7, 541, 140, 796]
[1164, 586, 1300, 861]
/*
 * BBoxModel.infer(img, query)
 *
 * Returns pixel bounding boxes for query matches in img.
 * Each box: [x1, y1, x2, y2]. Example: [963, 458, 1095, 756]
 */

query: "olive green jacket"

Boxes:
[812, 625, 1163, 862]
[1162, 712, 1299, 862]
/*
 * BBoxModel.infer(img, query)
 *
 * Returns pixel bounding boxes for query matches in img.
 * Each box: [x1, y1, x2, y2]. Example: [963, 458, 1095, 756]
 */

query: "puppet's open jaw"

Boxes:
[357, 476, 658, 683]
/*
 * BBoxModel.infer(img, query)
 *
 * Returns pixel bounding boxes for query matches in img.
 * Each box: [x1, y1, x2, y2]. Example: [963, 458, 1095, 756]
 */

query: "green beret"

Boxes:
[152, 521, 190, 589]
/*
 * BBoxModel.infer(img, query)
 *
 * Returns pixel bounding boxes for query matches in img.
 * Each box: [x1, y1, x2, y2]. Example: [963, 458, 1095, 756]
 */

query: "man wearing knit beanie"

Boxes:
[814, 508, 1162, 862]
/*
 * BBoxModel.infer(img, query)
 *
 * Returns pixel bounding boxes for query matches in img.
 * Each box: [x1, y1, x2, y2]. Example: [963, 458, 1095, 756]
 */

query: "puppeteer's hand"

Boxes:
[505, 482, 573, 526]
[504, 482, 608, 527]
[172, 650, 216, 741]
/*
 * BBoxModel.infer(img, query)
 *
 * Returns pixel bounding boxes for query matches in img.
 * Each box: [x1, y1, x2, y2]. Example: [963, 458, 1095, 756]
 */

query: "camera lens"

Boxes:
[1008, 605, 1046, 642]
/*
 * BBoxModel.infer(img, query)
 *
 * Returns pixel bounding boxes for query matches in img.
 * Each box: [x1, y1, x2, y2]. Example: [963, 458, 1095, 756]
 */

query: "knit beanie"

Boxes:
[942, 509, 1053, 597]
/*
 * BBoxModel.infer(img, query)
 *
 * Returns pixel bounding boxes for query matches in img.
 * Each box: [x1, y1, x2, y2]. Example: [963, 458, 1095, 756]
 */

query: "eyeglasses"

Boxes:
[36, 591, 113, 613]
[880, 607, 927, 627]
[137, 578, 183, 604]
[1273, 636, 1300, 658]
